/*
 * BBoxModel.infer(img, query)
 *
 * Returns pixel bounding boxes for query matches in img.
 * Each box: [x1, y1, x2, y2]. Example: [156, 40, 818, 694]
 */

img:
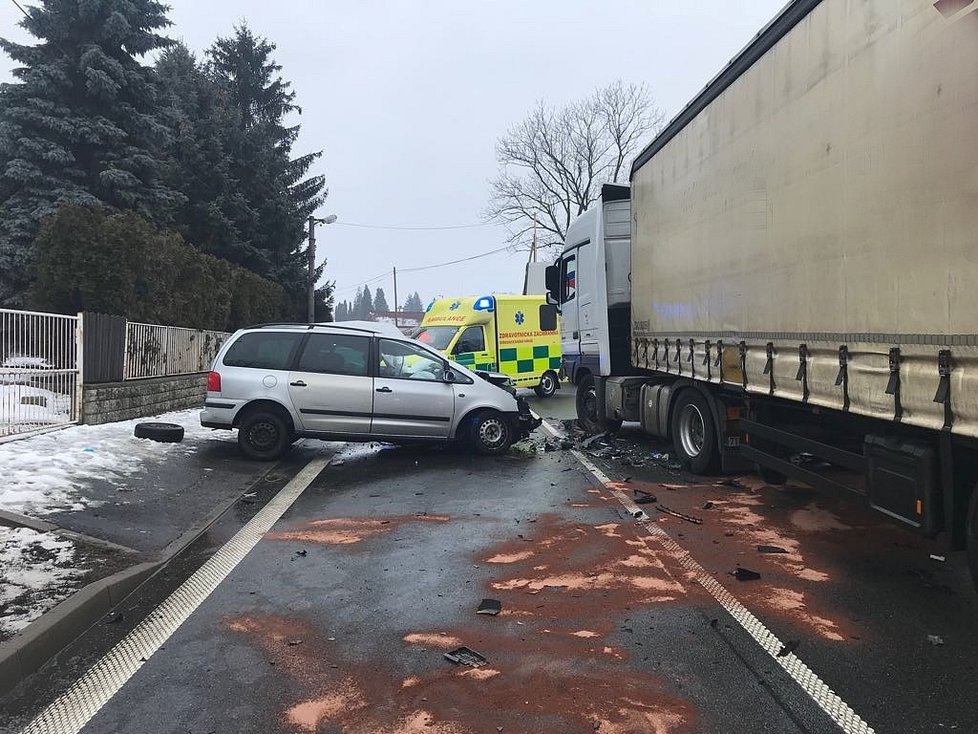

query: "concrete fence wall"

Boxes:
[82, 373, 207, 425]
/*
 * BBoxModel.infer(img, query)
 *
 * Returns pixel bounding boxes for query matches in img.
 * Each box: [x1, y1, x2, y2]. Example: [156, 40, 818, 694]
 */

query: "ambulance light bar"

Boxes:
[473, 296, 495, 312]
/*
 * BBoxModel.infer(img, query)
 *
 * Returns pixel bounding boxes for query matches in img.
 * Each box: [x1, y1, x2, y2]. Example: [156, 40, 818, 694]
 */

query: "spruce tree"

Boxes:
[0, 0, 179, 304]
[361, 287, 374, 319]
[374, 287, 390, 313]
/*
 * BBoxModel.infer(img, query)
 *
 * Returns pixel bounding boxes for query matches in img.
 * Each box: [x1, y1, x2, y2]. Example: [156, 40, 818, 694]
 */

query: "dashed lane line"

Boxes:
[536, 416, 876, 734]
[19, 455, 333, 734]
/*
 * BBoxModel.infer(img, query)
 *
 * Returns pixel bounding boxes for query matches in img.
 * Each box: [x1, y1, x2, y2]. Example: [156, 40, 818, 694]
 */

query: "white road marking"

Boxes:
[20, 455, 333, 734]
[536, 415, 876, 734]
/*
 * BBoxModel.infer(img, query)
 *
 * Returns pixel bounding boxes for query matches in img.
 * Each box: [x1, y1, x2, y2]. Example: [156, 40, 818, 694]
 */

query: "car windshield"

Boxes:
[412, 326, 459, 351]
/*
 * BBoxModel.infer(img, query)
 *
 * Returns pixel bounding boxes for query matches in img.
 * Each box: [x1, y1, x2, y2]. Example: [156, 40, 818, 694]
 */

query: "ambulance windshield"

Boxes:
[412, 326, 458, 351]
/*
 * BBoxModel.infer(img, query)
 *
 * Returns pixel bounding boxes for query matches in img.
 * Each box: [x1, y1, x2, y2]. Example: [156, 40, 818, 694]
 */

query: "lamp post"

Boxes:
[307, 214, 337, 323]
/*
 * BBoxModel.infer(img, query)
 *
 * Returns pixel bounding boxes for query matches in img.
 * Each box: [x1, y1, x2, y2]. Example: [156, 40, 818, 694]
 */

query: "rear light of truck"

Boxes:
[207, 371, 222, 392]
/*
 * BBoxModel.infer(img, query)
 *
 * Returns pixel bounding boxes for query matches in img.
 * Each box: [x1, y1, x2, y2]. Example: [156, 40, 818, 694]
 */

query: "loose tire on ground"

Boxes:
[134, 422, 184, 443]
[575, 373, 622, 433]
[237, 409, 292, 461]
[533, 371, 559, 398]
[470, 410, 514, 455]
[670, 390, 719, 474]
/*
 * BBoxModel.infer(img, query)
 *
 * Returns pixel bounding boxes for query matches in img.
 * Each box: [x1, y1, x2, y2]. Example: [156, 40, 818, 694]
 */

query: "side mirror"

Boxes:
[443, 368, 457, 383]
[545, 263, 560, 307]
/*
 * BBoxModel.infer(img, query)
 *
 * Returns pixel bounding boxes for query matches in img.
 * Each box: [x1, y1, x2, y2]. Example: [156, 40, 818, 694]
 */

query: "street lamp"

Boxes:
[308, 214, 337, 323]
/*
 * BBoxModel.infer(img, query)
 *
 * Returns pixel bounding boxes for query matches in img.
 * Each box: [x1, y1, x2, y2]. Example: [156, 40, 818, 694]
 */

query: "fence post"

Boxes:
[75, 311, 84, 423]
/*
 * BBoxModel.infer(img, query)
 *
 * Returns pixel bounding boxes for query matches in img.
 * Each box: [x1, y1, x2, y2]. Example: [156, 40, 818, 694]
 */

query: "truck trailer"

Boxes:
[547, 0, 978, 583]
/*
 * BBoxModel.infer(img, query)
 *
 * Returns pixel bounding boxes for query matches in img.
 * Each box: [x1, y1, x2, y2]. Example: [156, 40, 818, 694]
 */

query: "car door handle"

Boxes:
[573, 331, 579, 339]
[290, 380, 307, 387]
[376, 386, 392, 393]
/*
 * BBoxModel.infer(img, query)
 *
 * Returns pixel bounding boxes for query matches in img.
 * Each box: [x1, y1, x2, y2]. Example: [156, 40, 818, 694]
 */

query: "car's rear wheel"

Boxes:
[534, 371, 558, 398]
[470, 411, 514, 455]
[238, 410, 291, 461]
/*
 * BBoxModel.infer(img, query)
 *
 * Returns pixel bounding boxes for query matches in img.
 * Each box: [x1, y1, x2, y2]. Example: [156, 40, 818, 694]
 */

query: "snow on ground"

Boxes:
[0, 526, 84, 638]
[0, 409, 233, 516]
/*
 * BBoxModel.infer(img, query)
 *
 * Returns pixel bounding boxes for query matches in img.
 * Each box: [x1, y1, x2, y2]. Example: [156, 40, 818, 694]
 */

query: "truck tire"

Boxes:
[238, 409, 292, 461]
[576, 374, 622, 433]
[671, 390, 719, 474]
[967, 486, 978, 589]
[534, 371, 559, 398]
[470, 410, 514, 455]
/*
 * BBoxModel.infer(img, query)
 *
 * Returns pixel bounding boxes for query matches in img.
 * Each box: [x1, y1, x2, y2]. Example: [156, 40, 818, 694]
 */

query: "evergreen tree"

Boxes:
[404, 292, 424, 312]
[374, 287, 390, 313]
[352, 288, 363, 320]
[361, 286, 374, 319]
[0, 0, 180, 304]
[335, 300, 347, 321]
[208, 25, 327, 317]
[155, 43, 254, 265]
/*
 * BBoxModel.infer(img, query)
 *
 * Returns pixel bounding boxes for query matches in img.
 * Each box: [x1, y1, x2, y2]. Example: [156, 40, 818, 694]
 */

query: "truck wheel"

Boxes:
[671, 390, 719, 474]
[576, 374, 622, 433]
[238, 410, 291, 461]
[967, 487, 978, 589]
[534, 371, 558, 398]
[470, 410, 514, 455]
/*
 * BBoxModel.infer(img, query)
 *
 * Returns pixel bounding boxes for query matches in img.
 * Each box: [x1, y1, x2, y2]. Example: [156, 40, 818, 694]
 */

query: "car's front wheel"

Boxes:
[470, 411, 514, 455]
[238, 410, 292, 461]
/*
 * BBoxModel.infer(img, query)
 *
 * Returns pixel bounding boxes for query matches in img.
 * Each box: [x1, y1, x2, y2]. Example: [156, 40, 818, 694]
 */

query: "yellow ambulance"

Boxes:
[413, 295, 562, 397]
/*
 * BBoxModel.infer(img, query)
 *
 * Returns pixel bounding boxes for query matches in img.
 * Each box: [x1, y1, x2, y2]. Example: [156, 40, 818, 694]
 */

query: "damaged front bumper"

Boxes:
[514, 396, 542, 438]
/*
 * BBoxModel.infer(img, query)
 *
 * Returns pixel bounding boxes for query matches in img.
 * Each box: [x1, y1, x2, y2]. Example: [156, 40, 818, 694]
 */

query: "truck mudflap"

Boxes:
[514, 397, 543, 438]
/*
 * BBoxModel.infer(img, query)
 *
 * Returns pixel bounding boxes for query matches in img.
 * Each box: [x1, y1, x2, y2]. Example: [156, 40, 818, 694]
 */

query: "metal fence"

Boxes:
[124, 322, 229, 380]
[0, 309, 81, 442]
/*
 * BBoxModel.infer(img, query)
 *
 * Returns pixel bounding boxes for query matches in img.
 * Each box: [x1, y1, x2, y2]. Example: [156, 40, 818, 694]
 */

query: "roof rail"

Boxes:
[245, 322, 388, 335]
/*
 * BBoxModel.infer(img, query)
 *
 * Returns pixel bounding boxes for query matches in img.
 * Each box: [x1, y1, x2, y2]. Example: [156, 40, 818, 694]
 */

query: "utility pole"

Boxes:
[307, 216, 317, 323]
[307, 214, 337, 324]
[392, 266, 399, 329]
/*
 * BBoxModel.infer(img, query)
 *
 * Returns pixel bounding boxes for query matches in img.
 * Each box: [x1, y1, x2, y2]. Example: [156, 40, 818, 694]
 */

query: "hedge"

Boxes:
[31, 205, 284, 330]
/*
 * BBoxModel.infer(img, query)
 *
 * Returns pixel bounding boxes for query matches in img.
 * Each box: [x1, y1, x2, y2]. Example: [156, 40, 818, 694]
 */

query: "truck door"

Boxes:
[558, 249, 581, 360]
[575, 240, 599, 356]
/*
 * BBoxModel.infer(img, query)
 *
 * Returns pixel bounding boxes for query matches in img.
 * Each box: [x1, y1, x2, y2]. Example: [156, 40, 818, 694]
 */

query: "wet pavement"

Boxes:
[2, 387, 977, 733]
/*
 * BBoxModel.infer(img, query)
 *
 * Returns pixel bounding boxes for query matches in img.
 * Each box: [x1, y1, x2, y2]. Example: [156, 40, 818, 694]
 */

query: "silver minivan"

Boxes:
[200, 322, 541, 460]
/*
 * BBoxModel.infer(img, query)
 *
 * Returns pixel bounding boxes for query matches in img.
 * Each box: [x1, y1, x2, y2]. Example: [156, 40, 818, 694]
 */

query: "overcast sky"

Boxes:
[1, 1, 785, 309]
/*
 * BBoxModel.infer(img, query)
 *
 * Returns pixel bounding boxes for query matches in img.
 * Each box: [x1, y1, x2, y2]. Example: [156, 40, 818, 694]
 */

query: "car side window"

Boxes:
[453, 326, 485, 354]
[222, 332, 302, 370]
[378, 339, 445, 381]
[296, 334, 370, 376]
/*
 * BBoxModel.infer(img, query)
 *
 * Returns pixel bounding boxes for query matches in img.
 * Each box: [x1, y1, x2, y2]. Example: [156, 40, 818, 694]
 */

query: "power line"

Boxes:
[332, 271, 389, 295]
[9, 0, 30, 18]
[335, 221, 490, 232]
[399, 245, 513, 273]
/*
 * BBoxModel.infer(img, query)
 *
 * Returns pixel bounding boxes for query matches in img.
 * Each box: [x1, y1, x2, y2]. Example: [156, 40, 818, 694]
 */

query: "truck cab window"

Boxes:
[561, 254, 577, 304]
[453, 326, 485, 354]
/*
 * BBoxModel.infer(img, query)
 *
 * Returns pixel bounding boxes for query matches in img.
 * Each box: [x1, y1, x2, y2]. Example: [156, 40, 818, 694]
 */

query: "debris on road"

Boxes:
[757, 545, 789, 554]
[287, 639, 303, 646]
[444, 646, 488, 667]
[777, 640, 800, 657]
[291, 549, 308, 561]
[655, 505, 703, 524]
[104, 611, 124, 624]
[715, 478, 749, 490]
[730, 567, 762, 582]
[930, 554, 946, 562]
[134, 421, 185, 443]
[477, 598, 502, 616]
[582, 433, 608, 449]
[632, 488, 657, 504]
[702, 501, 714, 510]
[927, 634, 945, 647]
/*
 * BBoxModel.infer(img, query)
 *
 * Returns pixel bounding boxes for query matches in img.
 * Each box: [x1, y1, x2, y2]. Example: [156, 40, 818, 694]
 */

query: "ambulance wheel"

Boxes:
[534, 371, 559, 398]
[470, 410, 514, 455]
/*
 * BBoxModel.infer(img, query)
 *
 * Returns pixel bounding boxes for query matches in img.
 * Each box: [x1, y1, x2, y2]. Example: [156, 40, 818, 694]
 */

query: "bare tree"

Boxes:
[487, 81, 665, 254]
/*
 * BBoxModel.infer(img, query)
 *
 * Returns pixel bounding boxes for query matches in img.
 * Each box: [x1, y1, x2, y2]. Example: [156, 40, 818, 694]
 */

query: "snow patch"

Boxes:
[0, 409, 233, 516]
[0, 526, 85, 637]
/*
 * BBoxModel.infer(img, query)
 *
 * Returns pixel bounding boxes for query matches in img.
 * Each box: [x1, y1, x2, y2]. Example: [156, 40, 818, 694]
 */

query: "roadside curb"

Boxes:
[0, 457, 283, 699]
[0, 561, 159, 696]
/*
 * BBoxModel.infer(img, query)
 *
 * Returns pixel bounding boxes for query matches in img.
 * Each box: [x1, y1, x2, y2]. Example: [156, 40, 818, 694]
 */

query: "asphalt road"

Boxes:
[3, 386, 977, 733]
